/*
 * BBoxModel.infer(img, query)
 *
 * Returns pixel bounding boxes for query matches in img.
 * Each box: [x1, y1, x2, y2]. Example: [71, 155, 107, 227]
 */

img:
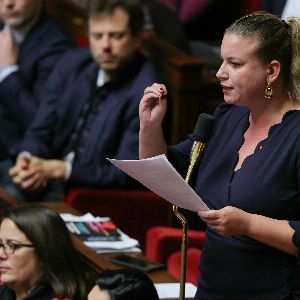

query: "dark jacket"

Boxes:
[20, 48, 161, 188]
[0, 11, 75, 156]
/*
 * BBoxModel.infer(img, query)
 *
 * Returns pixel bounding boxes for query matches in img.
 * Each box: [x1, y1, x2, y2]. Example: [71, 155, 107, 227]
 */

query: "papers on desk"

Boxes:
[155, 283, 197, 299]
[108, 154, 209, 212]
[60, 213, 140, 254]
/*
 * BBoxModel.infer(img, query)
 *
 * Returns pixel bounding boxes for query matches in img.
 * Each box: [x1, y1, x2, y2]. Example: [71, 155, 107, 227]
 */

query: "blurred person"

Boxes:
[8, 0, 161, 201]
[68, 0, 190, 51]
[159, 0, 244, 42]
[159, 0, 246, 63]
[139, 11, 300, 299]
[88, 269, 159, 300]
[0, 0, 75, 156]
[0, 204, 88, 299]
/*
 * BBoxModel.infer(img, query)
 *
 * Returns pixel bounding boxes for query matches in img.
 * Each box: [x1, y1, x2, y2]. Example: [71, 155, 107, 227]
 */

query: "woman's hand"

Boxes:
[198, 206, 298, 256]
[139, 83, 168, 158]
[139, 83, 167, 130]
[198, 206, 252, 236]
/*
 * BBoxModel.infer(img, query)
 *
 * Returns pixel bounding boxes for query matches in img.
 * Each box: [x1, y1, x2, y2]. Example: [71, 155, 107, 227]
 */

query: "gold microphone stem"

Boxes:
[173, 204, 188, 300]
[186, 142, 205, 182]
[173, 141, 205, 300]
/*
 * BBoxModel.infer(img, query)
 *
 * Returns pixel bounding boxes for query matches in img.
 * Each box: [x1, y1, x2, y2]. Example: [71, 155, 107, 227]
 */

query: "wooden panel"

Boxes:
[45, 0, 87, 40]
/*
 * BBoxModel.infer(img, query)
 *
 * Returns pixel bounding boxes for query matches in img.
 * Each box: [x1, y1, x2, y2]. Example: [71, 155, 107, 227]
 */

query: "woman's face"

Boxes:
[88, 285, 111, 300]
[216, 33, 269, 107]
[0, 218, 42, 290]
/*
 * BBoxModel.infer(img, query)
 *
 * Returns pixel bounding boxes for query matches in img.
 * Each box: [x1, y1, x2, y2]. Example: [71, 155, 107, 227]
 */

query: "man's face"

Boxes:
[0, 0, 42, 29]
[88, 7, 139, 77]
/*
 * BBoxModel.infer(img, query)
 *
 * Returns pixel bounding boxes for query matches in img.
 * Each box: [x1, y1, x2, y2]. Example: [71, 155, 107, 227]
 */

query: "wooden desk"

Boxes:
[42, 202, 177, 283]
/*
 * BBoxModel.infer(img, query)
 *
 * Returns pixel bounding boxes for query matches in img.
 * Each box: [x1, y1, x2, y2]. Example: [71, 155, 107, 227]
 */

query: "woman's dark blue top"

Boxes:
[168, 104, 300, 299]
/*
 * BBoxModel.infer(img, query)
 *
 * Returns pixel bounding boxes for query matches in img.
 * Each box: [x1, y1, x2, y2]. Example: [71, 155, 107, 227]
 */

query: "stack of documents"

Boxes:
[61, 212, 141, 253]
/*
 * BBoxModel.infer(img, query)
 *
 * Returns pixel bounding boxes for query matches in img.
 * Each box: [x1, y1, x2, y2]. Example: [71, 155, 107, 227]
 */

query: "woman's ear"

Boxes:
[267, 60, 281, 84]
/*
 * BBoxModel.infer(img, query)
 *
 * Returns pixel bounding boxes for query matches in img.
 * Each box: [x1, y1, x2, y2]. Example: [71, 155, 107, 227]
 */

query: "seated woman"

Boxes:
[88, 269, 159, 300]
[0, 204, 88, 300]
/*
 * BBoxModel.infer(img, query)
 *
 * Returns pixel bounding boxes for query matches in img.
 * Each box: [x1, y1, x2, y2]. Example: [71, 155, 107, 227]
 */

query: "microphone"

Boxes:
[173, 112, 215, 300]
[185, 113, 215, 182]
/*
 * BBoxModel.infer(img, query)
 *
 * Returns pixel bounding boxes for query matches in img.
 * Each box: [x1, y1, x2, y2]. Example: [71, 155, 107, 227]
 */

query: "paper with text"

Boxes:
[108, 155, 209, 212]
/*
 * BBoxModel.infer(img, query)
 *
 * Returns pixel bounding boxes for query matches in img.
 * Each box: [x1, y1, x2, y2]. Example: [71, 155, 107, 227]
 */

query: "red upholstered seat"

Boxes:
[167, 247, 201, 286]
[145, 226, 205, 265]
[64, 188, 171, 251]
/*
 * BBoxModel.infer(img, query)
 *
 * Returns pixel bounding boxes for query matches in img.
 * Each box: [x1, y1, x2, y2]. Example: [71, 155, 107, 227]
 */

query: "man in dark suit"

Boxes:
[9, 0, 161, 201]
[0, 0, 75, 156]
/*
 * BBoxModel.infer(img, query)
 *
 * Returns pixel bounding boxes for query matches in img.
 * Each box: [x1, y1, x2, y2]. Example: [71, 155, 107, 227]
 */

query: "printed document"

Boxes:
[108, 154, 209, 212]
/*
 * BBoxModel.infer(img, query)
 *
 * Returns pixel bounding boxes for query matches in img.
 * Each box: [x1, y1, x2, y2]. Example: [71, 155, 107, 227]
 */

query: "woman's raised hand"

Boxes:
[139, 83, 167, 129]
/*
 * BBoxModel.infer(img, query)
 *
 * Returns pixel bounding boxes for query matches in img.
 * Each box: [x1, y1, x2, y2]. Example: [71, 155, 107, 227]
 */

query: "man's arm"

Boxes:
[0, 17, 74, 128]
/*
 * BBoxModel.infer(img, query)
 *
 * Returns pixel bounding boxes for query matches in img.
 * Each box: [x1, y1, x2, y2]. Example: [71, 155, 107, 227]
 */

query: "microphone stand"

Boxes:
[172, 112, 214, 300]
[173, 140, 206, 300]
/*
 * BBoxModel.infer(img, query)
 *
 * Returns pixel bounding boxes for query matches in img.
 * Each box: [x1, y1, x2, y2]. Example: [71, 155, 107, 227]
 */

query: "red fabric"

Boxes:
[64, 188, 170, 251]
[242, 0, 262, 14]
[167, 247, 201, 286]
[145, 226, 205, 264]
[74, 36, 89, 48]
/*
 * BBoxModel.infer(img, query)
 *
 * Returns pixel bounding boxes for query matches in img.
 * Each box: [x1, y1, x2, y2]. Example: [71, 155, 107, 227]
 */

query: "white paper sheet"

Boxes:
[84, 229, 139, 251]
[60, 212, 110, 222]
[108, 154, 209, 212]
[154, 282, 197, 299]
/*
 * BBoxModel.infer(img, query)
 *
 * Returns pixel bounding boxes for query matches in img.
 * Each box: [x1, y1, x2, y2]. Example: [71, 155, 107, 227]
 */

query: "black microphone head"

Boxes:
[193, 113, 215, 142]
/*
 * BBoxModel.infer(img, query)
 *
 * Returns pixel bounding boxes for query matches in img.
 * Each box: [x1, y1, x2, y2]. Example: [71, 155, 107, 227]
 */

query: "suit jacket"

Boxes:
[21, 48, 161, 188]
[0, 11, 75, 156]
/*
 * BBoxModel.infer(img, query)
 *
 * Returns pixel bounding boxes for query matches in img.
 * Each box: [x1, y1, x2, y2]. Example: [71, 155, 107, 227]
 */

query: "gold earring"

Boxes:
[265, 83, 273, 99]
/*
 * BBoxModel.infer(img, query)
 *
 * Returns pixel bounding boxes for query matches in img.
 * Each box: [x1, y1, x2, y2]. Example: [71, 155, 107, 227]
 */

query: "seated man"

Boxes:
[8, 0, 162, 201]
[0, 0, 75, 156]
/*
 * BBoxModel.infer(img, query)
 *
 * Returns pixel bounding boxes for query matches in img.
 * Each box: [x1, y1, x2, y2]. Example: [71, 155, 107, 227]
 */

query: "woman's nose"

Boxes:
[216, 62, 227, 80]
[0, 247, 7, 259]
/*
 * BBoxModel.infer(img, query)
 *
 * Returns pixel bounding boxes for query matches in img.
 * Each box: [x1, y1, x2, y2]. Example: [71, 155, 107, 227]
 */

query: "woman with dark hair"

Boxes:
[88, 269, 159, 300]
[0, 204, 88, 300]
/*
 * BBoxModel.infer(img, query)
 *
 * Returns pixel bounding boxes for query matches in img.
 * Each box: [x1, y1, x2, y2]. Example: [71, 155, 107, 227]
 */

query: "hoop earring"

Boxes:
[265, 83, 273, 99]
